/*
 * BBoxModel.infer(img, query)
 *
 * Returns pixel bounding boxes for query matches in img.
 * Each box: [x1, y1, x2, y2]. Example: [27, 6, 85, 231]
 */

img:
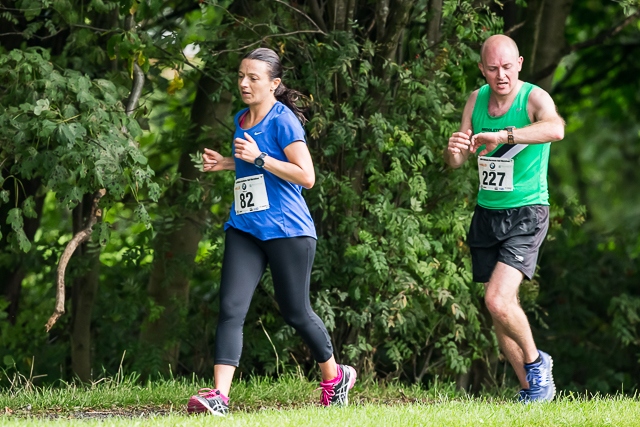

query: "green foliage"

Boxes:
[288, 5, 494, 382]
[535, 215, 640, 393]
[0, 48, 158, 250]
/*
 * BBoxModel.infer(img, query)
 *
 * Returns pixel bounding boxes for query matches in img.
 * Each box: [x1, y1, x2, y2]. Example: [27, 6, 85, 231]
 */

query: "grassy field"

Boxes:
[1, 372, 639, 426]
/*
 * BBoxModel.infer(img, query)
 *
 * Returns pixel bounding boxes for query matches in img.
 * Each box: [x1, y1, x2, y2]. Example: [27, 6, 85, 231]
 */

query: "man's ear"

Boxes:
[478, 62, 485, 77]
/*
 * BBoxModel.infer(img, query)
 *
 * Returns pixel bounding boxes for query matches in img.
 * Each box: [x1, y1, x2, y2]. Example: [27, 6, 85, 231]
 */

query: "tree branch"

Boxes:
[571, 11, 640, 52]
[126, 63, 145, 115]
[529, 11, 640, 84]
[45, 189, 105, 332]
[274, 0, 326, 35]
[207, 29, 327, 57]
[307, 0, 328, 33]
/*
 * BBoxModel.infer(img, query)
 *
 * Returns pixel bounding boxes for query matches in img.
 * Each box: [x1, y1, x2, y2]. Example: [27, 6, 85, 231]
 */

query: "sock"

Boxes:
[525, 355, 541, 366]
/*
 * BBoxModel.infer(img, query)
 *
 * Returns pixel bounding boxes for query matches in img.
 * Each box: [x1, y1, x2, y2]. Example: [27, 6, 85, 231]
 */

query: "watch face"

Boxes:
[255, 157, 264, 168]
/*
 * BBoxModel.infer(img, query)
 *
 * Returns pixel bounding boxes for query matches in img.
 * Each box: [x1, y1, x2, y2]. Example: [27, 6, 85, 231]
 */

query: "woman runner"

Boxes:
[187, 48, 356, 416]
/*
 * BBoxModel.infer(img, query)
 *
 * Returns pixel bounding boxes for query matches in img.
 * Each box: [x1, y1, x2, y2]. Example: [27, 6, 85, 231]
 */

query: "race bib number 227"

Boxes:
[477, 156, 514, 192]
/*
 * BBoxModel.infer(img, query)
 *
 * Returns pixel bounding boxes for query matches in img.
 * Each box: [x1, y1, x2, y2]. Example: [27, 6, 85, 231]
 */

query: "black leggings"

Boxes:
[214, 227, 334, 366]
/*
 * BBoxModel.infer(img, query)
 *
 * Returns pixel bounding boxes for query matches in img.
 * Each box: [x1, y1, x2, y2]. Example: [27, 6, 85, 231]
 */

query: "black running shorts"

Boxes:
[467, 204, 549, 283]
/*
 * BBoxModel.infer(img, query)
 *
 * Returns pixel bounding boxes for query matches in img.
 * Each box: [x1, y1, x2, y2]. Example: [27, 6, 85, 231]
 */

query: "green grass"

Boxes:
[1, 371, 639, 426]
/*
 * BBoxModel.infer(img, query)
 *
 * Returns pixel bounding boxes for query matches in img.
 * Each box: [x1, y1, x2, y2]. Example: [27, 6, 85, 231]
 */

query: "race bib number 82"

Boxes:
[234, 174, 270, 215]
[478, 156, 514, 192]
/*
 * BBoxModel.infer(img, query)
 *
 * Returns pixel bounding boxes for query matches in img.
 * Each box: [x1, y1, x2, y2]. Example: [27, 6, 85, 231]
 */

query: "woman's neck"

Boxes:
[244, 98, 277, 128]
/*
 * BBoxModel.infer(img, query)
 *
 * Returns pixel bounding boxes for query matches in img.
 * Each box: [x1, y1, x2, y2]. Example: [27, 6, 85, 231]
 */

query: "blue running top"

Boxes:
[224, 102, 317, 240]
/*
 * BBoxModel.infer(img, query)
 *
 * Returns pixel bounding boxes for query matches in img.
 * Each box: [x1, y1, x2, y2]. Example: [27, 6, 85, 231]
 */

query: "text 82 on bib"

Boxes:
[234, 174, 270, 215]
[478, 156, 514, 192]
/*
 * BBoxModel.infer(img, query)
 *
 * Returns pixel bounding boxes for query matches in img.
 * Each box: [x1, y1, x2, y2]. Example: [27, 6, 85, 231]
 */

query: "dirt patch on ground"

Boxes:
[3, 395, 435, 419]
[4, 405, 176, 419]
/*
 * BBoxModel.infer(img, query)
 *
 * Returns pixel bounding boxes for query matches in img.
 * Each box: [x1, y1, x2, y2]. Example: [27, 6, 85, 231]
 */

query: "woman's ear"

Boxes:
[271, 78, 282, 92]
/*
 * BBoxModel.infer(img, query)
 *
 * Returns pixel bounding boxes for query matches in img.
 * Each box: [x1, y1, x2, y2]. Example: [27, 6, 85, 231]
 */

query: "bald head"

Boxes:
[478, 34, 523, 97]
[480, 35, 520, 65]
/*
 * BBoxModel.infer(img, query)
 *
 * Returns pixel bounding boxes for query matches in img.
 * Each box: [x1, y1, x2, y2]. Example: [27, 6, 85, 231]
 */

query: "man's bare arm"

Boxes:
[470, 88, 565, 155]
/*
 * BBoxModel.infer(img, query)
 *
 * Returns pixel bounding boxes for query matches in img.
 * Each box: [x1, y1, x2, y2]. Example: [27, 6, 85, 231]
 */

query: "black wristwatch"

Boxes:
[254, 152, 267, 168]
[505, 126, 515, 145]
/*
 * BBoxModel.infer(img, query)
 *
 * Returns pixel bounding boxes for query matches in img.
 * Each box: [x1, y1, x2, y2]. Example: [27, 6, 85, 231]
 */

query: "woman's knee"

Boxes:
[281, 309, 313, 331]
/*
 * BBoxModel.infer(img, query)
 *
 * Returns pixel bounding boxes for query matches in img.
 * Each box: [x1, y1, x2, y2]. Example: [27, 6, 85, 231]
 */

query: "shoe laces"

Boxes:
[317, 367, 344, 406]
[197, 388, 223, 400]
[526, 366, 546, 388]
[317, 381, 335, 406]
[318, 370, 346, 407]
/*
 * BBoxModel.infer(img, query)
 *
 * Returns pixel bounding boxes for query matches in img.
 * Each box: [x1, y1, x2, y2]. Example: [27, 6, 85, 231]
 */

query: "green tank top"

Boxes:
[471, 83, 550, 209]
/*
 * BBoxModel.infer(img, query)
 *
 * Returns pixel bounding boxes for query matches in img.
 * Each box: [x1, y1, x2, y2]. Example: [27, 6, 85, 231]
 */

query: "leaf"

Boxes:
[134, 203, 151, 229]
[167, 73, 184, 95]
[16, 229, 32, 252]
[33, 99, 50, 116]
[6, 208, 24, 230]
[127, 147, 148, 165]
[107, 34, 121, 60]
[57, 124, 76, 146]
[95, 222, 110, 246]
[148, 182, 161, 201]
[61, 104, 79, 119]
[57, 123, 87, 147]
[3, 356, 15, 367]
[22, 196, 37, 219]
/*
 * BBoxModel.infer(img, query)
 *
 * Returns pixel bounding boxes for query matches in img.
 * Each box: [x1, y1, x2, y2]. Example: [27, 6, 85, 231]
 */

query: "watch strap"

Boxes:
[505, 127, 515, 145]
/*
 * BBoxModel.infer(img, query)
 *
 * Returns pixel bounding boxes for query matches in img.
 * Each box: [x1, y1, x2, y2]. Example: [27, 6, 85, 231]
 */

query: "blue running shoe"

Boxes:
[522, 350, 555, 402]
[517, 389, 529, 402]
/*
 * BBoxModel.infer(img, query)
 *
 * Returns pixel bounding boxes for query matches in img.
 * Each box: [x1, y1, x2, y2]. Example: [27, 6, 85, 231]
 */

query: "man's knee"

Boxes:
[485, 293, 507, 318]
[484, 288, 517, 320]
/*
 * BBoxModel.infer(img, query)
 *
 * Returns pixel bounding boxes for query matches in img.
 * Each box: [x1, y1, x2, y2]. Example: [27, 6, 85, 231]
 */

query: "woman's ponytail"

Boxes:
[274, 83, 307, 124]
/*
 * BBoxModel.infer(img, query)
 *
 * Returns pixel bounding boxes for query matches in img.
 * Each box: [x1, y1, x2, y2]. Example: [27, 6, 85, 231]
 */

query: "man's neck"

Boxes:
[488, 80, 523, 115]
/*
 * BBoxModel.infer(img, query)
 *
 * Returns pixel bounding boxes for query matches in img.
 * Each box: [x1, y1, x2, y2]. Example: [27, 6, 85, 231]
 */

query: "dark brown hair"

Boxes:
[243, 48, 307, 123]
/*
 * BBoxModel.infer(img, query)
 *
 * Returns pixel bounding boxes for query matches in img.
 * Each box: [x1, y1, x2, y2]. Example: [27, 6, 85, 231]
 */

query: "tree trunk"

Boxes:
[139, 73, 233, 374]
[511, 0, 575, 91]
[426, 0, 443, 46]
[69, 193, 102, 382]
[328, 0, 355, 31]
[376, 0, 415, 70]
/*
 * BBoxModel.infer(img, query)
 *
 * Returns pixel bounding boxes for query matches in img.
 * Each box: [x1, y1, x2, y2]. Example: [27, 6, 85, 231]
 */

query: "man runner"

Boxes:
[444, 34, 565, 402]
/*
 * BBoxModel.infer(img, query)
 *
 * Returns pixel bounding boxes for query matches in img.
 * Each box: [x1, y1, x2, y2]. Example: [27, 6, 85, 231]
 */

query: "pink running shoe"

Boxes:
[318, 364, 357, 406]
[187, 388, 229, 416]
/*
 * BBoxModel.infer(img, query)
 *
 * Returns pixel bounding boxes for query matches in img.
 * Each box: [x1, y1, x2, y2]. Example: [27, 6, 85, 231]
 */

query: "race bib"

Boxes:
[478, 156, 514, 191]
[234, 174, 270, 215]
